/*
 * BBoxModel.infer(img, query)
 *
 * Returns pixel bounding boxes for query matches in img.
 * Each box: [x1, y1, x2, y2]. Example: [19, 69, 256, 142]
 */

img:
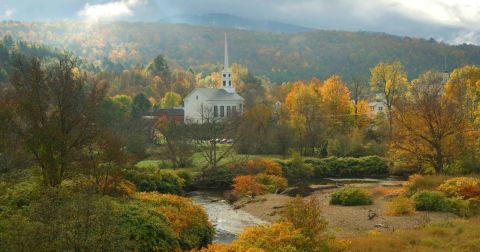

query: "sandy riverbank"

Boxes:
[238, 182, 458, 237]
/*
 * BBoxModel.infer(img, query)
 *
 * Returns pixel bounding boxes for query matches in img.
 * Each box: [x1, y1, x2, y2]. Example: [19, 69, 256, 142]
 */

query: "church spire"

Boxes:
[224, 32, 229, 71]
[221, 32, 235, 93]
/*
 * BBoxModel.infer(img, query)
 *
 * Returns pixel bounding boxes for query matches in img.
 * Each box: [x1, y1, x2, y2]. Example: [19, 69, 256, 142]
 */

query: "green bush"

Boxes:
[303, 155, 388, 179]
[125, 168, 185, 194]
[330, 187, 373, 206]
[283, 152, 314, 187]
[412, 190, 449, 211]
[412, 190, 476, 217]
[125, 193, 214, 251]
[0, 189, 131, 251]
[118, 203, 179, 251]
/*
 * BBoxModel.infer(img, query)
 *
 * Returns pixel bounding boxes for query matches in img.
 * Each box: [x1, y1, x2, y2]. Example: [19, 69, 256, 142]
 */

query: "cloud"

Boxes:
[1, 7, 15, 19]
[78, 0, 144, 23]
[5, 8, 14, 18]
[384, 0, 480, 28]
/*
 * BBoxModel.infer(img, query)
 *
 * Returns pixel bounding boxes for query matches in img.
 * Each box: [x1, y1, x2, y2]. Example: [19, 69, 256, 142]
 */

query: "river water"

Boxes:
[189, 191, 268, 243]
[189, 177, 404, 243]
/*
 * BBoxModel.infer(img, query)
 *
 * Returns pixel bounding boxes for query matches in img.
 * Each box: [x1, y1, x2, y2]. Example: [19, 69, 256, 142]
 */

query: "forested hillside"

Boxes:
[1, 21, 480, 82]
[0, 35, 96, 83]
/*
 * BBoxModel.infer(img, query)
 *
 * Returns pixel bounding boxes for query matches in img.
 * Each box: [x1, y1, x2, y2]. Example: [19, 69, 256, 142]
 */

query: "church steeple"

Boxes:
[221, 33, 235, 93]
[224, 32, 229, 71]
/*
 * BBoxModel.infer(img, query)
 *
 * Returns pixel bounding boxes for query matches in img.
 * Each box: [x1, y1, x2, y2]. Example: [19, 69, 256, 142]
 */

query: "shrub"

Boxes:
[437, 177, 480, 199]
[202, 223, 311, 252]
[412, 190, 478, 217]
[154, 171, 185, 194]
[283, 152, 314, 187]
[1, 190, 131, 251]
[303, 155, 388, 179]
[412, 190, 449, 212]
[121, 192, 214, 251]
[385, 196, 415, 216]
[232, 175, 265, 197]
[255, 173, 288, 193]
[405, 174, 449, 196]
[177, 171, 196, 191]
[281, 196, 328, 243]
[196, 159, 283, 190]
[330, 187, 373, 206]
[228, 158, 284, 176]
[125, 168, 185, 194]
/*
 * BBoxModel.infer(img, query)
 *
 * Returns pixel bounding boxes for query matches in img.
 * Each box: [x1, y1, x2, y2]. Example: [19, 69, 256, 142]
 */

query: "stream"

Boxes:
[189, 177, 405, 244]
[189, 191, 268, 243]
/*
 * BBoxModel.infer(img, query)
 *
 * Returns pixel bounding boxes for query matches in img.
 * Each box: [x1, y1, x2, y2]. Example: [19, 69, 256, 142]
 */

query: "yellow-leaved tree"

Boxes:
[390, 71, 473, 173]
[370, 61, 408, 138]
[319, 75, 353, 133]
[284, 79, 324, 155]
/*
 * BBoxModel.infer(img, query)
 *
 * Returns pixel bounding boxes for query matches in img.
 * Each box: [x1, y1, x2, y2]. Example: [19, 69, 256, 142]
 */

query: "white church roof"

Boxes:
[184, 87, 244, 101]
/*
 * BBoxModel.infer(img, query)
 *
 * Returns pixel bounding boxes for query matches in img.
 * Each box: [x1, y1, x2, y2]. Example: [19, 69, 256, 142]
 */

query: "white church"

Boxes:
[183, 33, 244, 124]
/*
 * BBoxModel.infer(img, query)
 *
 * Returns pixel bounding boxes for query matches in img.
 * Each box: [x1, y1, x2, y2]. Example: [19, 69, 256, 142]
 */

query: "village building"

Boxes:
[183, 33, 244, 124]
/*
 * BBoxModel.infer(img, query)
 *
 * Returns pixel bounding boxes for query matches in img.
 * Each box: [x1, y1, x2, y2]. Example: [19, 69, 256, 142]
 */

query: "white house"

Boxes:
[368, 93, 387, 115]
[183, 33, 244, 124]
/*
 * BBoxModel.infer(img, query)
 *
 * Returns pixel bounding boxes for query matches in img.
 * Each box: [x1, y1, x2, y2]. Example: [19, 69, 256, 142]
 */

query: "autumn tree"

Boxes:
[390, 71, 472, 173]
[191, 105, 237, 170]
[146, 54, 171, 83]
[131, 93, 151, 118]
[0, 87, 28, 172]
[235, 104, 275, 154]
[156, 117, 194, 168]
[284, 80, 324, 156]
[350, 76, 369, 126]
[160, 91, 182, 108]
[320, 75, 353, 133]
[8, 55, 106, 187]
[370, 61, 408, 137]
[444, 65, 480, 124]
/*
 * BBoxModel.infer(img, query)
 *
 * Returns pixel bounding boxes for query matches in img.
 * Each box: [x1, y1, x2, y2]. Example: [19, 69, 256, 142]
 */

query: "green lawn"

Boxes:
[138, 145, 286, 174]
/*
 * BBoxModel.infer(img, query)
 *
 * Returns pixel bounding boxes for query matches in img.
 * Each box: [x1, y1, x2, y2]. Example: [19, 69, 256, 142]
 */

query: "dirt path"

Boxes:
[239, 183, 458, 237]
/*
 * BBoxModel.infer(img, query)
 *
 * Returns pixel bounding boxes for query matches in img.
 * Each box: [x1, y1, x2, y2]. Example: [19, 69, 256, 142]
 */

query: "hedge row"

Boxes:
[282, 155, 389, 179]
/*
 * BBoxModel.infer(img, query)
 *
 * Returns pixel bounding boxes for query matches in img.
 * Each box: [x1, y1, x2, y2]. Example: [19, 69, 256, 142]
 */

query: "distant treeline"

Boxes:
[1, 21, 480, 82]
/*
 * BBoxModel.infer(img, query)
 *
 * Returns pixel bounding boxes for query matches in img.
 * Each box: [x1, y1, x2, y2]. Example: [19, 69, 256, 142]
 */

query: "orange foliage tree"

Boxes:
[284, 80, 324, 155]
[390, 71, 473, 173]
[319, 75, 353, 132]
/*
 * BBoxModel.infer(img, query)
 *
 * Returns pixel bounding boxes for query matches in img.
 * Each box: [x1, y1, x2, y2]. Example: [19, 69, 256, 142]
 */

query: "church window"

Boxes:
[239, 104, 243, 112]
[223, 74, 226, 77]
[220, 106, 225, 117]
[229, 81, 231, 86]
[227, 106, 231, 116]
[214, 106, 218, 117]
[228, 74, 230, 77]
[223, 80, 226, 86]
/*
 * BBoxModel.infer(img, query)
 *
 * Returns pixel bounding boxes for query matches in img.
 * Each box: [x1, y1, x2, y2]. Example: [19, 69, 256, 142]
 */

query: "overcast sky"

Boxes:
[1, 0, 479, 44]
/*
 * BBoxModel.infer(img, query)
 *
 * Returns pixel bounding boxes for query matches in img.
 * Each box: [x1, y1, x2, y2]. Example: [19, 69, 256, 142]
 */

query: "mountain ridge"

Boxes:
[0, 21, 479, 82]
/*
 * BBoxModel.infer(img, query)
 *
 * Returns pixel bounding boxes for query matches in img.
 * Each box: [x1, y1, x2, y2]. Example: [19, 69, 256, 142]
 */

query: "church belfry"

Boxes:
[221, 33, 235, 93]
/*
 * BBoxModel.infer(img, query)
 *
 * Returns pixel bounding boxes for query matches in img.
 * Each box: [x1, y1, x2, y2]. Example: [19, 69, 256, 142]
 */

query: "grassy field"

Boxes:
[346, 218, 480, 251]
[140, 145, 285, 173]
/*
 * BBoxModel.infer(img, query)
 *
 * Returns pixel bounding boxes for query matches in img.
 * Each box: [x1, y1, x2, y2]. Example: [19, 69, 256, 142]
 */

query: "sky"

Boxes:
[1, 0, 479, 45]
